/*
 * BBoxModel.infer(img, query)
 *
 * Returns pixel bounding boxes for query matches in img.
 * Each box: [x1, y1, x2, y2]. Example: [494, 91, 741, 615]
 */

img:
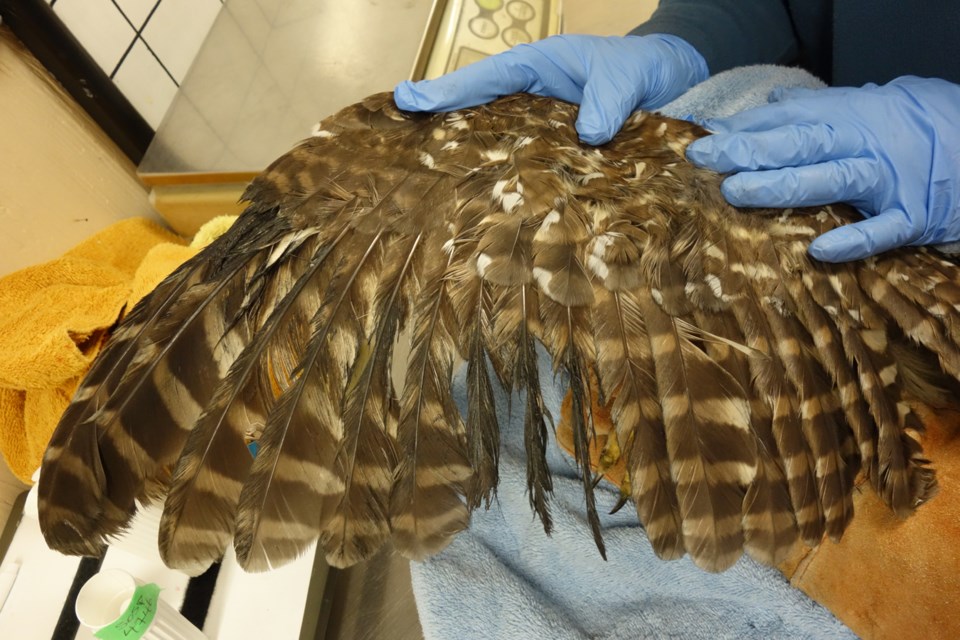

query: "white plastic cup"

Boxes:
[109, 503, 165, 562]
[75, 569, 207, 639]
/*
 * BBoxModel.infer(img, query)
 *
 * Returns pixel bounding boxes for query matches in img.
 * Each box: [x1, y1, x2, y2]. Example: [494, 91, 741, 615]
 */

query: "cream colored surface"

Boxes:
[148, 182, 248, 237]
[0, 27, 159, 280]
[563, 0, 658, 34]
[0, 26, 161, 527]
[0, 458, 22, 536]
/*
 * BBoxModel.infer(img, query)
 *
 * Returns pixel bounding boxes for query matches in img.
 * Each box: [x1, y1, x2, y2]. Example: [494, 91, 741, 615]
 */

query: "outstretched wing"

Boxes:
[38, 92, 957, 574]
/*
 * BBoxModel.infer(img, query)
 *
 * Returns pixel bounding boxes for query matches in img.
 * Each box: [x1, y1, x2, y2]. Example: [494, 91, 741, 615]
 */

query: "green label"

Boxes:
[94, 583, 161, 640]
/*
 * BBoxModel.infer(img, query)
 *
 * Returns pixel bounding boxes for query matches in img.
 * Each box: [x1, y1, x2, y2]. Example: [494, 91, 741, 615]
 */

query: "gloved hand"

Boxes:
[394, 34, 708, 145]
[685, 76, 960, 262]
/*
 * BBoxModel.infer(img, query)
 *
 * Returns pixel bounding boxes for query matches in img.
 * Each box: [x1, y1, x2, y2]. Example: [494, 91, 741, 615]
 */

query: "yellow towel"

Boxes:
[0, 215, 237, 483]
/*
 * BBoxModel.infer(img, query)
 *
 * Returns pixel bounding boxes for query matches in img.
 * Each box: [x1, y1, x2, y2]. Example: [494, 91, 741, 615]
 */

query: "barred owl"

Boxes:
[38, 92, 960, 575]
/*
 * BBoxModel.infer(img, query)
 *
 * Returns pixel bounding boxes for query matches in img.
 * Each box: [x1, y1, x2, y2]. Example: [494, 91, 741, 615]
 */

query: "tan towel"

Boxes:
[784, 405, 960, 640]
[556, 382, 960, 640]
[0, 215, 237, 483]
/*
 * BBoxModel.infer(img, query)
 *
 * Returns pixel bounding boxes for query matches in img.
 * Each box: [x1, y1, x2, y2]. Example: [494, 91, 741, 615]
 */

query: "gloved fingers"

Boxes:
[719, 157, 878, 208]
[808, 209, 915, 262]
[698, 98, 829, 135]
[576, 72, 641, 145]
[698, 106, 792, 135]
[394, 60, 528, 112]
[687, 123, 866, 173]
[394, 46, 580, 112]
[768, 85, 859, 103]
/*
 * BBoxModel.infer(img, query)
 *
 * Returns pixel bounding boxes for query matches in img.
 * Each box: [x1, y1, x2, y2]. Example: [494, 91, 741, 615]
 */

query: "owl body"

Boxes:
[37, 93, 958, 575]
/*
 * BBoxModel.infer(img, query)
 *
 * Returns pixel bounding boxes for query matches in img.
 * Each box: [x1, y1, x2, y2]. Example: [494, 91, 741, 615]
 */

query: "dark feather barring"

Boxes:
[38, 92, 958, 574]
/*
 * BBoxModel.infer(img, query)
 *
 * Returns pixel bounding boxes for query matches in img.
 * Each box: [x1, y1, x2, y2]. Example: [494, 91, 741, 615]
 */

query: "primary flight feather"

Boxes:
[38, 92, 957, 574]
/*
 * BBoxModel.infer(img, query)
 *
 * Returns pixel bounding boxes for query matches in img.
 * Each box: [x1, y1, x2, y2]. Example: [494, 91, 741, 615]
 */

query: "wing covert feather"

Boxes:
[38, 92, 960, 575]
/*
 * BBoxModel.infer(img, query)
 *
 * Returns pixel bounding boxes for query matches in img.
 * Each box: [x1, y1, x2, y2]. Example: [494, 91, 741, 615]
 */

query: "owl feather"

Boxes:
[38, 92, 958, 574]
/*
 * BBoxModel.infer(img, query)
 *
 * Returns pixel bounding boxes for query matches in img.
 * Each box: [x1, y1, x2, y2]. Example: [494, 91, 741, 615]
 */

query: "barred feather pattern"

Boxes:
[38, 92, 960, 573]
[159, 227, 338, 573]
[593, 288, 684, 561]
[487, 283, 553, 529]
[38, 213, 288, 556]
[692, 311, 798, 566]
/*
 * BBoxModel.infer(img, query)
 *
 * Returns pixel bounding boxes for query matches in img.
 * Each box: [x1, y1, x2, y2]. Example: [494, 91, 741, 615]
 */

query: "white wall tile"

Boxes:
[142, 0, 222, 83]
[54, 0, 136, 75]
[115, 0, 159, 30]
[226, 0, 272, 53]
[178, 10, 259, 142]
[252, 0, 284, 23]
[113, 39, 178, 129]
[153, 92, 233, 169]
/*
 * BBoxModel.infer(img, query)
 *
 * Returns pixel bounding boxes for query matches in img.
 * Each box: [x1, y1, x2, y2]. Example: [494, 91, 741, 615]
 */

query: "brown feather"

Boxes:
[636, 286, 756, 571]
[489, 283, 553, 530]
[593, 287, 684, 560]
[235, 229, 385, 571]
[159, 225, 345, 573]
[693, 310, 799, 566]
[38, 92, 960, 577]
[390, 248, 473, 560]
[39, 213, 282, 555]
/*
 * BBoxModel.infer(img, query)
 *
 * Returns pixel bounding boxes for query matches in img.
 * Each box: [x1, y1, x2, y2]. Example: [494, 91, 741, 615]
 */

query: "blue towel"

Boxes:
[658, 64, 826, 121]
[411, 66, 858, 640]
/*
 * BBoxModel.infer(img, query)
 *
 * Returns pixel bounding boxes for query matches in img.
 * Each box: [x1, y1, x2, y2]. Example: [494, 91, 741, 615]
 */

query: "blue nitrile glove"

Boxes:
[394, 34, 708, 145]
[686, 76, 960, 262]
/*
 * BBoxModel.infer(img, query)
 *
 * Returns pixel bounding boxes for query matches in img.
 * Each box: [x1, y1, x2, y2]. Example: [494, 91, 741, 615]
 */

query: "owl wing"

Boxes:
[38, 92, 959, 575]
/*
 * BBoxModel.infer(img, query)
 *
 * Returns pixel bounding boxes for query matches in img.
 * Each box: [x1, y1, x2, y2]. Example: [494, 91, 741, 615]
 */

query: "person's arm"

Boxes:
[629, 0, 800, 74]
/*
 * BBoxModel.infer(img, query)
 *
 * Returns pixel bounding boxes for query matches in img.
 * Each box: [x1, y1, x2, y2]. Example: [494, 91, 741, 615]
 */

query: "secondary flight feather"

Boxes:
[38, 92, 957, 574]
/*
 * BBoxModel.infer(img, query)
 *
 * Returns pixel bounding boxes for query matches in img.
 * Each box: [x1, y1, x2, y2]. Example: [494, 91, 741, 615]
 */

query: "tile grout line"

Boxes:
[108, 0, 179, 87]
[175, 0, 274, 154]
[108, 23, 137, 79]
